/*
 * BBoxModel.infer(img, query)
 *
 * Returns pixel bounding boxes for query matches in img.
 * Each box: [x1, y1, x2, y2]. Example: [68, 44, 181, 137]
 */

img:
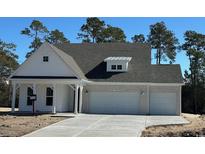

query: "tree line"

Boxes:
[0, 17, 205, 114]
[22, 18, 179, 64]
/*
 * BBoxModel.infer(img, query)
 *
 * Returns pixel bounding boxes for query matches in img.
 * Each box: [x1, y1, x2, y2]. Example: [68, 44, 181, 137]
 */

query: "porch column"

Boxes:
[52, 84, 57, 114]
[32, 84, 37, 113]
[79, 86, 83, 113]
[11, 82, 16, 113]
[74, 84, 79, 114]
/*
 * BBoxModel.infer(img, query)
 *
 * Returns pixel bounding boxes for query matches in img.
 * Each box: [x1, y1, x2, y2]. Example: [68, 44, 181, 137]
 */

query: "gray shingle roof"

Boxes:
[151, 65, 183, 83]
[54, 43, 183, 83]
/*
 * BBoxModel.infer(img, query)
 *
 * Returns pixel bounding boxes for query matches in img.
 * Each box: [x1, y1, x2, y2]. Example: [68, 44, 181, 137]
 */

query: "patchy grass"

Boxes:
[141, 113, 205, 137]
[0, 111, 68, 137]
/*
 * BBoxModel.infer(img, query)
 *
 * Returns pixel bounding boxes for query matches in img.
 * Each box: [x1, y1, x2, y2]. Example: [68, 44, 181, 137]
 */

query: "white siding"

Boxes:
[106, 61, 129, 72]
[19, 83, 181, 115]
[56, 84, 74, 112]
[14, 43, 76, 77]
[19, 84, 74, 112]
[19, 84, 33, 112]
[35, 84, 52, 112]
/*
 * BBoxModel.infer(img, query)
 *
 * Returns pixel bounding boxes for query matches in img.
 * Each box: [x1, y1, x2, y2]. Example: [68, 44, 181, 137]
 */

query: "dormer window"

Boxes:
[104, 57, 132, 72]
[43, 56, 49, 62]
[111, 65, 117, 70]
[117, 65, 122, 70]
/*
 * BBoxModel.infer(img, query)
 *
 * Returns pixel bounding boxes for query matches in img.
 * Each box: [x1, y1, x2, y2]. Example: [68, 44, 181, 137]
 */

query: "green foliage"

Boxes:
[46, 29, 70, 44]
[182, 84, 205, 114]
[147, 21, 179, 64]
[77, 17, 105, 43]
[0, 40, 18, 78]
[131, 34, 146, 43]
[21, 20, 48, 38]
[182, 30, 205, 113]
[21, 20, 69, 57]
[78, 18, 126, 43]
[182, 31, 205, 85]
[97, 25, 126, 43]
[21, 20, 48, 58]
[184, 70, 191, 83]
[0, 39, 19, 107]
[27, 37, 42, 57]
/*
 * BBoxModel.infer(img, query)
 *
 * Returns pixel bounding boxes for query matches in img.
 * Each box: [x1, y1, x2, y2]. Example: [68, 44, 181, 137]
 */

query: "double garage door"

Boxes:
[88, 91, 177, 115]
[89, 92, 140, 114]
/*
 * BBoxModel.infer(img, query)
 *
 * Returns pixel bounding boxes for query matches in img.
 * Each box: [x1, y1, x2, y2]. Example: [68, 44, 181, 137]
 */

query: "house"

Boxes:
[9, 42, 184, 115]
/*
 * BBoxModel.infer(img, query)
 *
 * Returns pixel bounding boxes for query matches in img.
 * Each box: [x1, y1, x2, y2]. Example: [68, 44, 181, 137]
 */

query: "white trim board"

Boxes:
[84, 80, 184, 86]
[10, 79, 82, 85]
[10, 78, 184, 86]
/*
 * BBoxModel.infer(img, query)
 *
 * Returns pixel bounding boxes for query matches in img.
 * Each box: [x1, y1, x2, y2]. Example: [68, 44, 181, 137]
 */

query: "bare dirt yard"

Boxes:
[0, 108, 67, 137]
[141, 113, 205, 137]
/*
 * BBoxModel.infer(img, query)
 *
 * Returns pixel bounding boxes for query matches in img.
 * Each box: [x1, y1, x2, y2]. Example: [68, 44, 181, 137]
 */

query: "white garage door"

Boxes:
[89, 92, 140, 114]
[150, 92, 177, 115]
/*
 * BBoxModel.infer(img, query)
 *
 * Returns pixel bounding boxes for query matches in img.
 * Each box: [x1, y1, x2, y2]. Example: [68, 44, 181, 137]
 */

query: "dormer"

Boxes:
[104, 57, 132, 72]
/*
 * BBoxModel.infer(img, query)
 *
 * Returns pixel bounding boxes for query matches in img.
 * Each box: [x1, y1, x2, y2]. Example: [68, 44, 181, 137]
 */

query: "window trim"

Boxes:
[46, 87, 53, 106]
[43, 56, 49, 62]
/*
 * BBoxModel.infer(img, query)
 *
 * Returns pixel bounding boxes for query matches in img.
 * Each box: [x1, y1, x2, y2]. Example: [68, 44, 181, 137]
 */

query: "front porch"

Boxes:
[10, 79, 84, 114]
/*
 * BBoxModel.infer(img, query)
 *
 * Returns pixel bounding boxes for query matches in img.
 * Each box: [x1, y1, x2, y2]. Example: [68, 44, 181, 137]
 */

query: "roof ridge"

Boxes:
[55, 42, 151, 47]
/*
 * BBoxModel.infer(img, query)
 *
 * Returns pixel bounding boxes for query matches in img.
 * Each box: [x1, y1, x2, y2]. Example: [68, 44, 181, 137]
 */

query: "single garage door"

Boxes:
[150, 92, 177, 115]
[89, 92, 140, 114]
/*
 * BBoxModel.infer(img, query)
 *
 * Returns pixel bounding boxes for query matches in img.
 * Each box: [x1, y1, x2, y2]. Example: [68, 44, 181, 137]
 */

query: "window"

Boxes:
[111, 65, 116, 70]
[104, 57, 132, 72]
[27, 87, 33, 106]
[117, 65, 122, 70]
[111, 65, 122, 71]
[43, 56, 49, 62]
[46, 87, 53, 106]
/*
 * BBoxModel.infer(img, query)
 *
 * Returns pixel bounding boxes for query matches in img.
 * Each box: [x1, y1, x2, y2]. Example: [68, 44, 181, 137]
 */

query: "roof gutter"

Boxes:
[81, 79, 185, 86]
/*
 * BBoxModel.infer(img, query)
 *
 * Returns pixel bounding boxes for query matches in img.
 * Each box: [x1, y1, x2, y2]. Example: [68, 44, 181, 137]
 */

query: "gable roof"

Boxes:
[48, 43, 86, 79]
[9, 42, 85, 80]
[54, 43, 183, 83]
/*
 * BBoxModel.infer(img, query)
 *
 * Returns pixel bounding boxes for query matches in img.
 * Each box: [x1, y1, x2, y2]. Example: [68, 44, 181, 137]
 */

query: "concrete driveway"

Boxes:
[24, 114, 189, 137]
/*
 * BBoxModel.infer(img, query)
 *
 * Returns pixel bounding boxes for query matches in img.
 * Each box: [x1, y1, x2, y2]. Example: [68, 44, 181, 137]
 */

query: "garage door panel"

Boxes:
[150, 92, 176, 115]
[89, 92, 139, 114]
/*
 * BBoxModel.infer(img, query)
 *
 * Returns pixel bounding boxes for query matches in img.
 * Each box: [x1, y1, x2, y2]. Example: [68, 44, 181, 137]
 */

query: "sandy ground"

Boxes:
[1, 107, 204, 137]
[141, 113, 205, 137]
[0, 110, 67, 137]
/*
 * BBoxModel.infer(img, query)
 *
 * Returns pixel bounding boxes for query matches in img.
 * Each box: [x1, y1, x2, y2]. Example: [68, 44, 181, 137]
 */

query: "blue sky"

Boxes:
[1, 17, 205, 74]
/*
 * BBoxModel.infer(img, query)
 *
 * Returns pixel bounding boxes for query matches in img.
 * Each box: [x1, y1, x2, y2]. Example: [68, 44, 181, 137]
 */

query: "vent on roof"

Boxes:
[104, 57, 132, 72]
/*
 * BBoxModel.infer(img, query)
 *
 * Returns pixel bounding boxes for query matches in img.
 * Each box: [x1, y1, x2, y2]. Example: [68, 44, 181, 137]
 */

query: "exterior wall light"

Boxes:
[140, 91, 145, 96]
